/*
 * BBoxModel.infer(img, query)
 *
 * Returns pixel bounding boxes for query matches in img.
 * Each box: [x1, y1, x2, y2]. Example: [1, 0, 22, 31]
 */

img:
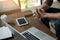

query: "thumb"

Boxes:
[39, 9, 45, 13]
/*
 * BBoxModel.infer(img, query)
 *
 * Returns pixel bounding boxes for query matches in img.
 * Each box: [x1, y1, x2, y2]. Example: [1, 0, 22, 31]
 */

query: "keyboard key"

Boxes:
[23, 32, 40, 40]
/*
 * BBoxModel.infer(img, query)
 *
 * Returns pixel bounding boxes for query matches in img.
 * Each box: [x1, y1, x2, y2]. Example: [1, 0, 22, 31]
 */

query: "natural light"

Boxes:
[13, 0, 41, 10]
[20, 0, 41, 9]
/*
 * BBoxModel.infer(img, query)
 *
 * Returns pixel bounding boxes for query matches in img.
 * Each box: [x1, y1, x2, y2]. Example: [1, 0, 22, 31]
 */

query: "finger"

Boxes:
[33, 11, 38, 16]
[41, 9, 45, 13]
[33, 9, 36, 16]
[39, 9, 45, 15]
[34, 11, 40, 18]
[36, 8, 41, 16]
[39, 9, 42, 12]
[36, 8, 38, 12]
[33, 8, 41, 18]
[33, 12, 36, 17]
[39, 9, 45, 13]
[38, 9, 42, 15]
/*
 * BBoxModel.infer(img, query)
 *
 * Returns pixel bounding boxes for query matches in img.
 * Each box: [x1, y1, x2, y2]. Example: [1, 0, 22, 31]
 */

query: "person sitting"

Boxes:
[34, 0, 60, 39]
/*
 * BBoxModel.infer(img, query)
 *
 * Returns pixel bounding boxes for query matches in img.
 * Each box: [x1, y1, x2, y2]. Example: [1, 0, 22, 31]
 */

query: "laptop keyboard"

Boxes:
[23, 32, 40, 40]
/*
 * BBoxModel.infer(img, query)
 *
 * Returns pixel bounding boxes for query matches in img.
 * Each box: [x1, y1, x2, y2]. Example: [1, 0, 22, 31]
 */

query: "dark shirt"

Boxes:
[57, 0, 60, 3]
[45, 0, 60, 6]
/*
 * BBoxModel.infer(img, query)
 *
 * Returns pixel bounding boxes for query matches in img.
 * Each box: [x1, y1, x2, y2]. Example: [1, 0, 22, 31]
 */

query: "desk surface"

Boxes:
[7, 10, 58, 40]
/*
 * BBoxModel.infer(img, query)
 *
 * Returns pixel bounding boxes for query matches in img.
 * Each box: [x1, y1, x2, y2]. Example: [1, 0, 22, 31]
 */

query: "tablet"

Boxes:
[16, 17, 28, 26]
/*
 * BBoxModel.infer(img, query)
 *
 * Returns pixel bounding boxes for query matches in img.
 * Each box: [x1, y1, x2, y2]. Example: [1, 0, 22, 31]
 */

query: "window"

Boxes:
[13, 0, 41, 10]
[20, 0, 41, 9]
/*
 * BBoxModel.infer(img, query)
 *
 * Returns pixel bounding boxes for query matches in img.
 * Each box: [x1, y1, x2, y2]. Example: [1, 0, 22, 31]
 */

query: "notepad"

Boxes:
[0, 26, 12, 39]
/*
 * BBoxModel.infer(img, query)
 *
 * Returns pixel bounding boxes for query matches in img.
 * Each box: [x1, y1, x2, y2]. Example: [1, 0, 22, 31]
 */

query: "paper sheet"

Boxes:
[0, 26, 12, 39]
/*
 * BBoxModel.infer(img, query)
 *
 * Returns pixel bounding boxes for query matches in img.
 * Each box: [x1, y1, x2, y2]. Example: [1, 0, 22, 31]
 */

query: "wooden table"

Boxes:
[6, 10, 58, 40]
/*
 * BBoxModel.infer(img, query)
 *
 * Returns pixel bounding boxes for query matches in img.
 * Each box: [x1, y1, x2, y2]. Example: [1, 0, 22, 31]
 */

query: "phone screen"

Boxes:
[18, 18, 26, 24]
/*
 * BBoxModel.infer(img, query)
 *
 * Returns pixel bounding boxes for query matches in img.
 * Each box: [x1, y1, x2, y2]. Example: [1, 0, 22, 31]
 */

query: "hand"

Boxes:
[33, 8, 40, 20]
[33, 8, 46, 19]
[37, 8, 46, 18]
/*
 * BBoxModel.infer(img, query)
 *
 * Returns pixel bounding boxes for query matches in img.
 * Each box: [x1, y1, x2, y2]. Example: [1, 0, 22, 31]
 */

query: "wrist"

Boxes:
[42, 13, 49, 18]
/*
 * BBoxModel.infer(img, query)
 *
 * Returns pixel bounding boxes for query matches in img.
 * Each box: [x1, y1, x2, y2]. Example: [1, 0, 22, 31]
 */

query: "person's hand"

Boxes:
[33, 8, 46, 19]
[33, 9, 40, 21]
[37, 8, 46, 18]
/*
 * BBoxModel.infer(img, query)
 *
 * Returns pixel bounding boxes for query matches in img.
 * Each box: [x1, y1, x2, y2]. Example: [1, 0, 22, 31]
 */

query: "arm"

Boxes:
[35, 8, 60, 19]
[40, 0, 60, 19]
[34, 0, 54, 19]
[44, 13, 60, 19]
[41, 0, 53, 10]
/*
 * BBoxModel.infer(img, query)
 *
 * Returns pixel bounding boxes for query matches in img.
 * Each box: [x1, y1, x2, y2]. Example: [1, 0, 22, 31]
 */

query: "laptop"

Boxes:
[21, 27, 56, 40]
